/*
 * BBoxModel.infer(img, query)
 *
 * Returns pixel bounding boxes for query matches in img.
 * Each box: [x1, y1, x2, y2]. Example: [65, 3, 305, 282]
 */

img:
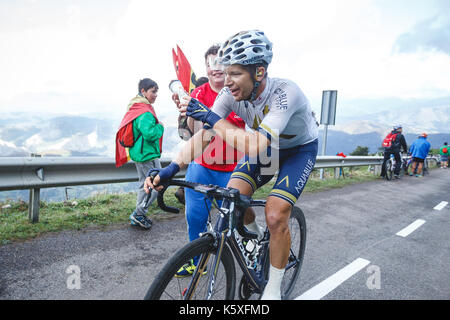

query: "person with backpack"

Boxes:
[439, 142, 448, 169]
[409, 133, 431, 177]
[115, 78, 164, 229]
[381, 125, 408, 179]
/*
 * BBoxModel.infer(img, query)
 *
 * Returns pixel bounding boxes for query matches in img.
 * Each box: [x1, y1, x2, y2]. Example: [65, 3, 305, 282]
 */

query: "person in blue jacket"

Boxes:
[409, 133, 431, 177]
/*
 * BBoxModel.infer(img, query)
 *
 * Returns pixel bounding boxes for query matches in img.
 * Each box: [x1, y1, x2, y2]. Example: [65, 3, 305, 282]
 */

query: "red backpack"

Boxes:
[117, 122, 141, 148]
[382, 132, 398, 148]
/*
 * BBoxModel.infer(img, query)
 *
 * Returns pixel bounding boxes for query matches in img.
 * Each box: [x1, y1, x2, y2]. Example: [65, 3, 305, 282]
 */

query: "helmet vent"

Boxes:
[217, 30, 273, 66]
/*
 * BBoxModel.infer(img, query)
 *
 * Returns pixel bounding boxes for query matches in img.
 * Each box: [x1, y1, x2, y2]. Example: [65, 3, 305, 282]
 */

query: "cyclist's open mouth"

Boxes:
[230, 88, 240, 97]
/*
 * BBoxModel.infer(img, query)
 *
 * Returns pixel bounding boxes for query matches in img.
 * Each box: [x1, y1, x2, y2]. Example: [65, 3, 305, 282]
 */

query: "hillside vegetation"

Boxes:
[0, 167, 377, 244]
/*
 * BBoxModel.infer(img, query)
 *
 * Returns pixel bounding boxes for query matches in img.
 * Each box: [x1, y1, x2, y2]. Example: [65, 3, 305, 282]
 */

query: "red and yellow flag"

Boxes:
[172, 45, 199, 93]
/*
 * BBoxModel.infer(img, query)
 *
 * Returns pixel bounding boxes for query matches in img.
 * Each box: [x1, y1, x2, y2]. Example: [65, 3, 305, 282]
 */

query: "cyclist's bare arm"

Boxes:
[174, 128, 213, 168]
[178, 97, 270, 157]
[212, 119, 270, 158]
[145, 128, 213, 191]
[187, 117, 205, 135]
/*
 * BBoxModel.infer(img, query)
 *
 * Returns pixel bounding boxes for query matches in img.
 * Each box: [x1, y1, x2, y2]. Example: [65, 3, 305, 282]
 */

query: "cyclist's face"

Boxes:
[224, 64, 254, 101]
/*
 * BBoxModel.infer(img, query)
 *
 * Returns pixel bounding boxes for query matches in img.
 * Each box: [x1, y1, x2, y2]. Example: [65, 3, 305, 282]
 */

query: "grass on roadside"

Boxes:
[0, 166, 376, 244]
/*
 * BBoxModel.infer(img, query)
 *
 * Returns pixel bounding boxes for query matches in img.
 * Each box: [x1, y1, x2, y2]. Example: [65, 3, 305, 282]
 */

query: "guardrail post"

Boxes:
[374, 165, 381, 176]
[334, 167, 340, 179]
[28, 188, 40, 223]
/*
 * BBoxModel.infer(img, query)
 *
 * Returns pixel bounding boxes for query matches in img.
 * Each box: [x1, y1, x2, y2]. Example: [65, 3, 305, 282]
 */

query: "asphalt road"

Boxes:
[1, 169, 449, 300]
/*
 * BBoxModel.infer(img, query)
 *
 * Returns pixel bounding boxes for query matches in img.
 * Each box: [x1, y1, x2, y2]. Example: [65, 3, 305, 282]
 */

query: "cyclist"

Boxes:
[145, 30, 319, 300]
[439, 142, 448, 169]
[409, 133, 431, 177]
[380, 125, 408, 179]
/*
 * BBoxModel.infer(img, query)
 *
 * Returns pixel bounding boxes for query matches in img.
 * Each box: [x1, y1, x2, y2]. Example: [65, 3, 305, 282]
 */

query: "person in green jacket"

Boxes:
[440, 142, 448, 169]
[128, 78, 164, 229]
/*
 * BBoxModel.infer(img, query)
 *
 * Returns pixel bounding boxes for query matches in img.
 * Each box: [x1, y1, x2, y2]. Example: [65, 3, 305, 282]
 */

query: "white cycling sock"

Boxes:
[261, 264, 285, 300]
[244, 221, 264, 240]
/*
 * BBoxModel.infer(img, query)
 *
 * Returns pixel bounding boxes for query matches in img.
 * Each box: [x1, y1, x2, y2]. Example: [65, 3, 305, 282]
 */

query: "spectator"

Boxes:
[118, 78, 164, 229]
[196, 77, 209, 86]
[409, 133, 431, 177]
[173, 75, 210, 205]
[381, 125, 408, 179]
[172, 44, 245, 277]
[439, 142, 448, 169]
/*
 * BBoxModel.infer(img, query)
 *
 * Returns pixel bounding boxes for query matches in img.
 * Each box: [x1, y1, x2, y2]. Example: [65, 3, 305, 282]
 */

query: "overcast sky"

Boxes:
[1, 0, 449, 126]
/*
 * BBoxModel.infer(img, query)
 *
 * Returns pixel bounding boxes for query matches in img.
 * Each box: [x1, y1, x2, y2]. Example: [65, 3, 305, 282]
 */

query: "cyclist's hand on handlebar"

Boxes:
[145, 162, 180, 192]
[144, 175, 160, 192]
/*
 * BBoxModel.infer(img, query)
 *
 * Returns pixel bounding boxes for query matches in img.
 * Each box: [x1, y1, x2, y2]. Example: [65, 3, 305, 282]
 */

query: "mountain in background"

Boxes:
[0, 113, 184, 158]
[318, 130, 450, 155]
[1, 105, 449, 202]
[334, 105, 449, 136]
[0, 104, 449, 158]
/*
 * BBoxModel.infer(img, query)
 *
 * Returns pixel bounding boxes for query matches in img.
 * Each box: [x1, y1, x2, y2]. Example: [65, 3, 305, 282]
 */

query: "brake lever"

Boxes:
[147, 171, 180, 214]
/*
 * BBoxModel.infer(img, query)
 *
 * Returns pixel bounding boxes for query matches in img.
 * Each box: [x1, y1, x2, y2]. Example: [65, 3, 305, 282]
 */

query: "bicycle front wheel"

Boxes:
[385, 160, 393, 180]
[144, 235, 236, 300]
[281, 206, 307, 299]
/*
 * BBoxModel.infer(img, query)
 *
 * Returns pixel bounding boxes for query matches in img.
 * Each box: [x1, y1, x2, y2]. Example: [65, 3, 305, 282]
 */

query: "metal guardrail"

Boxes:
[0, 155, 384, 222]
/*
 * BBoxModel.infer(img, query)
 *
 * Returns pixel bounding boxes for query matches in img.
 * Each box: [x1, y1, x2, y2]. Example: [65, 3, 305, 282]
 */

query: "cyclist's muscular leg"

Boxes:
[260, 195, 292, 300]
[226, 178, 256, 225]
[265, 196, 292, 269]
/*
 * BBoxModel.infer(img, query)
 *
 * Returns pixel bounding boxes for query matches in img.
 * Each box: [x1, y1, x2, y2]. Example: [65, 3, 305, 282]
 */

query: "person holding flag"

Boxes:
[171, 44, 246, 277]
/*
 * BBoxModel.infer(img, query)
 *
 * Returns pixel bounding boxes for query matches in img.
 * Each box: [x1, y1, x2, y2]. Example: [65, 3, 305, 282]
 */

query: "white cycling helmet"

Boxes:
[393, 125, 402, 130]
[217, 30, 273, 66]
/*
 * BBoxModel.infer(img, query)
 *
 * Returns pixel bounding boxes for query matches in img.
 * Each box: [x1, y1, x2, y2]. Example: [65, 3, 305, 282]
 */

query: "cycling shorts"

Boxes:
[412, 157, 425, 163]
[230, 139, 318, 206]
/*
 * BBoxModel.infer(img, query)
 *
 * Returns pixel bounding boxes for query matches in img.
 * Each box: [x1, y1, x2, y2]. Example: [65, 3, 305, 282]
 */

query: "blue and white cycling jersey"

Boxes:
[211, 77, 319, 149]
[211, 77, 319, 205]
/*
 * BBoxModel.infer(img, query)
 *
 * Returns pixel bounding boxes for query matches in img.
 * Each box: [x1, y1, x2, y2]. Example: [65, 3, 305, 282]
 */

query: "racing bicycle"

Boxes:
[384, 153, 408, 180]
[143, 177, 306, 300]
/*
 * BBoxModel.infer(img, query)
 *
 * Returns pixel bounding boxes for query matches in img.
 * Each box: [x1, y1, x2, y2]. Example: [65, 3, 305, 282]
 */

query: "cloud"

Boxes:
[1, 0, 450, 121]
[393, 5, 450, 54]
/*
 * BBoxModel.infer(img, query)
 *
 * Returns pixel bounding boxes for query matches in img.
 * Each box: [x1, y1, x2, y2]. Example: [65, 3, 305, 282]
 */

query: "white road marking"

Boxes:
[396, 219, 426, 238]
[433, 201, 448, 211]
[295, 258, 370, 300]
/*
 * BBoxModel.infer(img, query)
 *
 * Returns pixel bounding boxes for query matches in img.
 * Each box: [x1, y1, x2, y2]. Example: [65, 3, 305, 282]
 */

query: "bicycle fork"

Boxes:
[184, 209, 229, 300]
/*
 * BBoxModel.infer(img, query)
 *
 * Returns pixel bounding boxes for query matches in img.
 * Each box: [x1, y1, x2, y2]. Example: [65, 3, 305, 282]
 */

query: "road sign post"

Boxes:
[320, 90, 338, 179]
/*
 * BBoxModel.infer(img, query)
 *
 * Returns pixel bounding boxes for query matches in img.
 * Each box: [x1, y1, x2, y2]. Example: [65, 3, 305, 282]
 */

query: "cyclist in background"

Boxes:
[409, 133, 431, 177]
[380, 125, 408, 179]
[145, 30, 319, 300]
[439, 142, 448, 169]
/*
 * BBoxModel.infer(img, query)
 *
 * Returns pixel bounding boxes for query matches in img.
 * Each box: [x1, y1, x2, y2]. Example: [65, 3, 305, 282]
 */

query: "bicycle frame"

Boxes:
[149, 178, 273, 299]
[385, 153, 409, 179]
[189, 198, 269, 299]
